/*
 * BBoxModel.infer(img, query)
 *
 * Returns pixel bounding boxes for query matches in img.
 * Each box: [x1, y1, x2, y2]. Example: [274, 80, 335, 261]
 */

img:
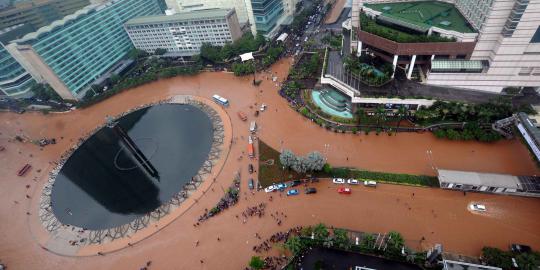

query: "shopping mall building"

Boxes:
[350, 0, 540, 93]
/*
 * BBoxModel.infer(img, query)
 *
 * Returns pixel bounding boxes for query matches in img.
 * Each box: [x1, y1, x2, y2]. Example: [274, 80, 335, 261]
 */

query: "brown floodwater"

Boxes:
[0, 57, 539, 270]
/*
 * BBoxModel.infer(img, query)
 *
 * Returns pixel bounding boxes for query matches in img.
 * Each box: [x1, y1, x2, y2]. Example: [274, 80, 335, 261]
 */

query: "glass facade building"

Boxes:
[250, 0, 283, 34]
[11, 0, 163, 99]
[0, 43, 35, 96]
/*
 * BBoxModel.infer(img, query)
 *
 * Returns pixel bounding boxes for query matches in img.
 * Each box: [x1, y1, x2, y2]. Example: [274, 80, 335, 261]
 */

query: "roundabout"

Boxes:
[34, 95, 232, 256]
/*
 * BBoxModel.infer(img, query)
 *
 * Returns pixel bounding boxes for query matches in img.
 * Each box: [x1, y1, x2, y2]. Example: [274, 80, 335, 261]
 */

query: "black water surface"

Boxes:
[50, 104, 214, 230]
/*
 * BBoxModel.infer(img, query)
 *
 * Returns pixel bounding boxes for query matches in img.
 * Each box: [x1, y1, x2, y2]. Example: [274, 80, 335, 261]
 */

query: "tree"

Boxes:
[516, 252, 540, 270]
[285, 236, 304, 255]
[313, 223, 329, 240]
[279, 149, 296, 168]
[385, 231, 405, 258]
[305, 151, 325, 171]
[31, 83, 62, 101]
[248, 256, 265, 269]
[374, 106, 386, 128]
[200, 43, 223, 63]
[127, 48, 148, 59]
[360, 234, 376, 251]
[291, 156, 308, 174]
[481, 247, 513, 269]
[333, 228, 350, 249]
[396, 105, 408, 130]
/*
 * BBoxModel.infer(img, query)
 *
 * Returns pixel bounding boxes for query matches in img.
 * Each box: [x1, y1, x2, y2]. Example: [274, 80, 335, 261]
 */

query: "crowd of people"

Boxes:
[238, 203, 266, 224]
[252, 226, 303, 254]
[197, 175, 241, 223]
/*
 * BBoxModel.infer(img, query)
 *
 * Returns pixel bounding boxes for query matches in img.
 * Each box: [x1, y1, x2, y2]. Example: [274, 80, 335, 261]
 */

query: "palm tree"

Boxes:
[375, 106, 386, 128]
[396, 105, 408, 131]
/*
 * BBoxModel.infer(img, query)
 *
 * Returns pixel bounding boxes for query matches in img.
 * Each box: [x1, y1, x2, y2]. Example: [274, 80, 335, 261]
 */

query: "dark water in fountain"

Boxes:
[50, 104, 214, 230]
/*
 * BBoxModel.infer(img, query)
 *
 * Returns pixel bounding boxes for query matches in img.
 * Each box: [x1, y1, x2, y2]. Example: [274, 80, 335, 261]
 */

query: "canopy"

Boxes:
[277, 32, 288, 42]
[240, 52, 254, 62]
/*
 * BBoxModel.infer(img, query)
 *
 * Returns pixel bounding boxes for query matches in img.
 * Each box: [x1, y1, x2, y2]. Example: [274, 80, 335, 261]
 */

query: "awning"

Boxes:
[277, 32, 288, 42]
[240, 52, 254, 62]
[431, 60, 483, 72]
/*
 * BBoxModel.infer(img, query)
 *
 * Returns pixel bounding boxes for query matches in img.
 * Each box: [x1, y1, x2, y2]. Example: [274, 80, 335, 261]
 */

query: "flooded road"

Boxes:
[0, 57, 539, 270]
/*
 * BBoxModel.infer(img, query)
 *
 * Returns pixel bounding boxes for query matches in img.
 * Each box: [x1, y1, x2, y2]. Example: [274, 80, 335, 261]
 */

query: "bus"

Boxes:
[212, 94, 229, 107]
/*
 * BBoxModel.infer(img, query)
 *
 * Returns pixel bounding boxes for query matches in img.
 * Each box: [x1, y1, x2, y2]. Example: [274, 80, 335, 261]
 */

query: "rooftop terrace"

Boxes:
[365, 1, 476, 33]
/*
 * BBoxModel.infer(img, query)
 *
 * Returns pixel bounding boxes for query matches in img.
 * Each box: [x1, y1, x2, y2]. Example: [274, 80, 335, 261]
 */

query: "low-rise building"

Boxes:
[437, 169, 540, 197]
[124, 8, 242, 56]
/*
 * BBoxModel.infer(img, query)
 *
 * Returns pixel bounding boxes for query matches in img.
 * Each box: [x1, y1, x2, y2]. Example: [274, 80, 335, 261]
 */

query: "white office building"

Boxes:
[124, 9, 243, 56]
[426, 0, 540, 93]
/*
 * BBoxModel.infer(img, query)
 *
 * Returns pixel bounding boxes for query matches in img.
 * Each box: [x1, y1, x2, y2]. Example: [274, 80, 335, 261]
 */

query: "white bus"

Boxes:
[212, 94, 229, 107]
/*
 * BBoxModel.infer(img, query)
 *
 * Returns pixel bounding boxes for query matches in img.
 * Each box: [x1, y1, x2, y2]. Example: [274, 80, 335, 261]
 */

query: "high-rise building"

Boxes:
[6, 0, 164, 100]
[0, 0, 92, 30]
[351, 0, 540, 93]
[0, 24, 36, 98]
[170, 0, 295, 36]
[125, 9, 242, 56]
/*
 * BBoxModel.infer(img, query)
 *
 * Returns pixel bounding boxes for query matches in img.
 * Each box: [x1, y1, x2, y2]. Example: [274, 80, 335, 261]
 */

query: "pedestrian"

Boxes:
[217, 237, 220, 241]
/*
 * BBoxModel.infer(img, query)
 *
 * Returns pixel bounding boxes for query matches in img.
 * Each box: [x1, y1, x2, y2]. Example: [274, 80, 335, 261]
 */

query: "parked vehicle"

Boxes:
[237, 111, 247, 121]
[511, 244, 532, 254]
[332, 178, 345, 184]
[260, 104, 267, 111]
[247, 143, 254, 158]
[264, 185, 276, 193]
[338, 187, 351, 194]
[347, 179, 359, 185]
[212, 94, 229, 107]
[249, 121, 257, 133]
[248, 178, 254, 190]
[248, 164, 254, 174]
[469, 203, 486, 212]
[305, 187, 317, 194]
[276, 183, 287, 191]
[291, 180, 302, 187]
[363, 180, 377, 187]
[287, 189, 299, 196]
[510, 244, 532, 254]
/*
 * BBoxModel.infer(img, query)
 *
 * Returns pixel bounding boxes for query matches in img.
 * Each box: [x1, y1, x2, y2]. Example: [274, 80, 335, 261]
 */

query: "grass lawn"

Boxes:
[258, 140, 306, 187]
[258, 140, 439, 188]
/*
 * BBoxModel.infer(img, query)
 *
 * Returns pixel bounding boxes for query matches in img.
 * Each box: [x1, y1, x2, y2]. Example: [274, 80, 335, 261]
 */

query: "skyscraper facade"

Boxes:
[0, 24, 36, 98]
[7, 0, 164, 100]
[0, 0, 92, 29]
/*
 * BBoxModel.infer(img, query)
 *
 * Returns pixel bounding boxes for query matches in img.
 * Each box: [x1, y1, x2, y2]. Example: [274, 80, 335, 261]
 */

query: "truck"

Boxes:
[247, 143, 255, 158]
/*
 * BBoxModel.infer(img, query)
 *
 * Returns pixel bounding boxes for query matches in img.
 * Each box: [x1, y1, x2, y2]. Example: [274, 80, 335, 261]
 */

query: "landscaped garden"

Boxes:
[343, 54, 393, 87]
[258, 140, 440, 187]
[360, 13, 456, 43]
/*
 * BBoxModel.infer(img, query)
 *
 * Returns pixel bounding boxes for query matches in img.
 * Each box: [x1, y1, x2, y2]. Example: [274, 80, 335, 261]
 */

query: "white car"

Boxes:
[347, 179, 359, 185]
[364, 180, 377, 187]
[260, 104, 267, 111]
[332, 178, 345, 184]
[469, 203, 486, 212]
[264, 185, 276, 193]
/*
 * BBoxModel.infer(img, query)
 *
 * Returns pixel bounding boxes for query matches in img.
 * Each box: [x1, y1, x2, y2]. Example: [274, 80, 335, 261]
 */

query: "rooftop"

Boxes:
[125, 9, 232, 26]
[365, 1, 476, 33]
[437, 169, 522, 189]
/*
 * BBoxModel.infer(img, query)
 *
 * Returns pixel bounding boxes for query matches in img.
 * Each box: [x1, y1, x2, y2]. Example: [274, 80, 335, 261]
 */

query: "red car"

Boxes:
[337, 187, 351, 194]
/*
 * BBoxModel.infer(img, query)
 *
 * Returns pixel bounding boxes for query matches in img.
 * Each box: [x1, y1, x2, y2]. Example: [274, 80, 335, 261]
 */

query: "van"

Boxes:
[364, 180, 377, 187]
[249, 121, 257, 133]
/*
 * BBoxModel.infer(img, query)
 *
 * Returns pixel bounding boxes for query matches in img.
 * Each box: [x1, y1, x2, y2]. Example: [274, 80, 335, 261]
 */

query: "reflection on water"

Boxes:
[51, 104, 213, 230]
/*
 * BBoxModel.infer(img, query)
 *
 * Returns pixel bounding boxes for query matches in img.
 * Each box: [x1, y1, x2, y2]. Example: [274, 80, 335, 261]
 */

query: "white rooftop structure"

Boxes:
[240, 52, 254, 62]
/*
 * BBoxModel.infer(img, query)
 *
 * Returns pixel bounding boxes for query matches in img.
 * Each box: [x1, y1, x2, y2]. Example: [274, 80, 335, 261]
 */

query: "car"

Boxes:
[276, 183, 287, 190]
[338, 187, 351, 194]
[248, 178, 254, 190]
[364, 180, 377, 187]
[264, 185, 276, 193]
[291, 180, 302, 187]
[305, 187, 317, 194]
[347, 179, 359, 185]
[511, 244, 532, 254]
[260, 103, 267, 111]
[287, 189, 299, 196]
[469, 203, 486, 212]
[332, 178, 345, 184]
[248, 164, 254, 174]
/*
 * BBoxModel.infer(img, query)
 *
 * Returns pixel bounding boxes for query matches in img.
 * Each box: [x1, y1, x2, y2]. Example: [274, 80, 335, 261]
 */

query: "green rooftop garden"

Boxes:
[365, 1, 476, 33]
[360, 13, 456, 43]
